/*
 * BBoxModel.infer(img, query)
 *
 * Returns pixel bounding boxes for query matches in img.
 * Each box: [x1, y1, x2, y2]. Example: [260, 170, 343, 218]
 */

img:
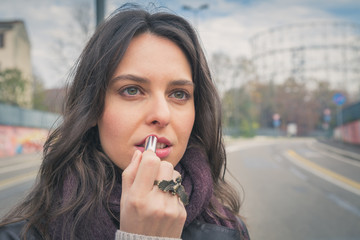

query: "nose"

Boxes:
[145, 95, 170, 128]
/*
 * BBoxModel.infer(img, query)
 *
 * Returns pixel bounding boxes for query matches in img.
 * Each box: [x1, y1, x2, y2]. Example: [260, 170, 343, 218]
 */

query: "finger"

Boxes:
[153, 161, 174, 201]
[171, 170, 188, 208]
[156, 161, 175, 183]
[122, 150, 142, 193]
[172, 170, 181, 180]
[156, 167, 186, 236]
[132, 150, 161, 193]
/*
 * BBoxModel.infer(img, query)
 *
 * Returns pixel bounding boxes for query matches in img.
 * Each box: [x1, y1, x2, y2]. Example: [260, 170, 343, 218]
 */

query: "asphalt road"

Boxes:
[0, 152, 41, 217]
[1, 138, 360, 240]
[226, 137, 360, 240]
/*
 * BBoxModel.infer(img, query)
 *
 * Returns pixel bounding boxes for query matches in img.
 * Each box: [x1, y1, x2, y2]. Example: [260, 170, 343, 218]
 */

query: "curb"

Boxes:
[315, 141, 360, 161]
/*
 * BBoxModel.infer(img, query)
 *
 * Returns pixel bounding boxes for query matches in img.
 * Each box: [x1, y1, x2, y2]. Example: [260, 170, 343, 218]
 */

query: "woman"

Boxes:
[0, 4, 249, 240]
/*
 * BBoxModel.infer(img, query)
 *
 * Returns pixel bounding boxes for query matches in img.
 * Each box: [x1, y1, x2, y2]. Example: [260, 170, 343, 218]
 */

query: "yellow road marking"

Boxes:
[287, 150, 360, 190]
[0, 171, 37, 191]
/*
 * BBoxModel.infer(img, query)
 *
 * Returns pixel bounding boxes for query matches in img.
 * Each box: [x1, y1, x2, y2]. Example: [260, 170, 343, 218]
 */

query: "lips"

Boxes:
[135, 135, 172, 158]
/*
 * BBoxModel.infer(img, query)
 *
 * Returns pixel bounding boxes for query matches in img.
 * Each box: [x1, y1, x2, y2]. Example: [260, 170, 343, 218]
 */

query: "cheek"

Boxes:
[99, 102, 139, 137]
[185, 112, 195, 136]
[99, 109, 123, 138]
[176, 106, 195, 142]
[171, 110, 195, 166]
[98, 112, 119, 156]
[98, 106, 136, 169]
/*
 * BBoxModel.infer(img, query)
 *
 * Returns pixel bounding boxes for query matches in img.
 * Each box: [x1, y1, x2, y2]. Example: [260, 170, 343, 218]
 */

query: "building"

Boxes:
[250, 21, 360, 101]
[0, 20, 33, 108]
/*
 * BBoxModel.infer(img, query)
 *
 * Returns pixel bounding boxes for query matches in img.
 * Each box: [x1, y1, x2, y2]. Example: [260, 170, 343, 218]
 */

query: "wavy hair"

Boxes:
[0, 4, 241, 239]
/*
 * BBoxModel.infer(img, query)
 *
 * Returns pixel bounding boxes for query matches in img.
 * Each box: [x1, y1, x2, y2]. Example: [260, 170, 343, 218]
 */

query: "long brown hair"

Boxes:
[0, 4, 241, 239]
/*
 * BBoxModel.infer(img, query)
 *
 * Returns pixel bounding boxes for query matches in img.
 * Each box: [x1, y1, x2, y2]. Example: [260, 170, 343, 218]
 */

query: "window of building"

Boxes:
[0, 33, 4, 48]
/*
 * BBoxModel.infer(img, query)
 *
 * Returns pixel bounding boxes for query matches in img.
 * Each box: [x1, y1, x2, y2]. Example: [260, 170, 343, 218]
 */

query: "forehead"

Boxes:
[124, 33, 188, 62]
[112, 33, 192, 82]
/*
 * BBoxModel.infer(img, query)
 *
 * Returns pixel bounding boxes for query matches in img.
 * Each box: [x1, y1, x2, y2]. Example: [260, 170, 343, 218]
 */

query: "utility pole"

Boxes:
[182, 4, 209, 29]
[96, 0, 105, 26]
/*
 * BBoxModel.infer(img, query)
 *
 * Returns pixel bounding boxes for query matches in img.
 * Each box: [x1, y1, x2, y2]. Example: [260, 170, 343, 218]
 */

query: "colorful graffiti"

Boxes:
[0, 125, 49, 157]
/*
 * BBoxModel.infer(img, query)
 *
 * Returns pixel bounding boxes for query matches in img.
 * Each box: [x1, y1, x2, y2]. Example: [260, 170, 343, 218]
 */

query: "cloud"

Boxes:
[195, 0, 347, 60]
[1, 0, 359, 88]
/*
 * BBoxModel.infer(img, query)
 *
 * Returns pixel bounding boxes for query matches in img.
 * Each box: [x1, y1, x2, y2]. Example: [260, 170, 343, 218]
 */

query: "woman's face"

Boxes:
[98, 33, 195, 170]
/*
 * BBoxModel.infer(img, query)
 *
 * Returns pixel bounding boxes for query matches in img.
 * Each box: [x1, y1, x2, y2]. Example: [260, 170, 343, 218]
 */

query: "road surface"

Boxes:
[226, 137, 360, 240]
[1, 138, 360, 240]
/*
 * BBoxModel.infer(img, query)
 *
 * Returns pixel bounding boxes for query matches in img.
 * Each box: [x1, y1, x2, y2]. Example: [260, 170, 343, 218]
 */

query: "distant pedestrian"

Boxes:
[0, 3, 249, 240]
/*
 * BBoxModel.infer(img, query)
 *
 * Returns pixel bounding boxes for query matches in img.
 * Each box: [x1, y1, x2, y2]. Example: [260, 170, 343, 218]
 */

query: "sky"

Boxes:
[1, 0, 359, 88]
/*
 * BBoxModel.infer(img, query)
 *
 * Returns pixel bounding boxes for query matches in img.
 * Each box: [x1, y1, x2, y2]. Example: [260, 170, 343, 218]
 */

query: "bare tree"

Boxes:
[49, 1, 95, 83]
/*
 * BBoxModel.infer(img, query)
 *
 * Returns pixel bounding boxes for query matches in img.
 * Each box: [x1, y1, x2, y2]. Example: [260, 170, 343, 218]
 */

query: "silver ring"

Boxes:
[154, 176, 189, 206]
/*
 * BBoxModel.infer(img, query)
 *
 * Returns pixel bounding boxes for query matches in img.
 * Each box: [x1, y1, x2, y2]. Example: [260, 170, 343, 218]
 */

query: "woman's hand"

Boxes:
[120, 149, 187, 238]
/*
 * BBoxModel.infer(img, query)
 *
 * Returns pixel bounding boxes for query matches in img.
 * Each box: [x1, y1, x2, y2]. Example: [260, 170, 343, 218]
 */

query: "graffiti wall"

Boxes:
[0, 125, 49, 158]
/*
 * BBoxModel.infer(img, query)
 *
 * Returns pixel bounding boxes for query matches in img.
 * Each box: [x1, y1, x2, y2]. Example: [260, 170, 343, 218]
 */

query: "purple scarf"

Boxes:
[51, 148, 237, 239]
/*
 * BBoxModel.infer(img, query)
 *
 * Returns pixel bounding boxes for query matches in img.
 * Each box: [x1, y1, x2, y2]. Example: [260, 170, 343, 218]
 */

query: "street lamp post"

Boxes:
[182, 4, 209, 29]
[96, 0, 105, 26]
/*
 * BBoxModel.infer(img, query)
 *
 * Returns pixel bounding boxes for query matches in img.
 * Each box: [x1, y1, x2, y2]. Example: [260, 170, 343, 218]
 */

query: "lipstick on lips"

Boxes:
[140, 135, 172, 158]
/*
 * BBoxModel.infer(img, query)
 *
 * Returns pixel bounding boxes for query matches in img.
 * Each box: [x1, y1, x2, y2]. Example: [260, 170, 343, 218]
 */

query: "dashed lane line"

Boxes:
[285, 150, 360, 196]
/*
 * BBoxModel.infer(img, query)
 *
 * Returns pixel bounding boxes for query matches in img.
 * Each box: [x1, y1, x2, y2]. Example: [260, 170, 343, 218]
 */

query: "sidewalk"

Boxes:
[316, 138, 360, 161]
[224, 135, 360, 161]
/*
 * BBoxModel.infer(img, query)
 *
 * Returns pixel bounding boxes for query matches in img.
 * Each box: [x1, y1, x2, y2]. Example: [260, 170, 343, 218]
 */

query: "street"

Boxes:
[1, 138, 360, 240]
[226, 137, 360, 240]
[0, 152, 41, 217]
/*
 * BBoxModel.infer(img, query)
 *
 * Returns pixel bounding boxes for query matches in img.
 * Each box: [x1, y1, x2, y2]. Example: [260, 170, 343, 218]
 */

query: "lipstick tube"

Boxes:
[145, 136, 157, 152]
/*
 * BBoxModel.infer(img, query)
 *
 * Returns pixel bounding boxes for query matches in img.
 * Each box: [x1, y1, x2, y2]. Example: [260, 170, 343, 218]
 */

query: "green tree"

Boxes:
[247, 80, 277, 128]
[310, 80, 344, 130]
[0, 68, 27, 106]
[274, 77, 314, 135]
[210, 53, 259, 137]
[32, 74, 48, 111]
[222, 86, 258, 137]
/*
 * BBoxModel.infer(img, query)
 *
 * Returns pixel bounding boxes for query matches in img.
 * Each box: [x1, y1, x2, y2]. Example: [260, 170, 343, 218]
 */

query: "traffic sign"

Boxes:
[332, 93, 346, 106]
[273, 113, 281, 128]
[323, 108, 331, 123]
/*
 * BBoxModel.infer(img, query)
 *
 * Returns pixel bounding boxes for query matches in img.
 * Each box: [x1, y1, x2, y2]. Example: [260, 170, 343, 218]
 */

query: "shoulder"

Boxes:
[0, 221, 43, 240]
[236, 217, 250, 240]
[182, 220, 250, 240]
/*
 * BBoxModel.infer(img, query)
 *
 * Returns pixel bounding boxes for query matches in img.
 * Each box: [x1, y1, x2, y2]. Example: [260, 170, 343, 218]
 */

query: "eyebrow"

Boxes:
[169, 79, 194, 88]
[110, 74, 148, 84]
[110, 74, 194, 87]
